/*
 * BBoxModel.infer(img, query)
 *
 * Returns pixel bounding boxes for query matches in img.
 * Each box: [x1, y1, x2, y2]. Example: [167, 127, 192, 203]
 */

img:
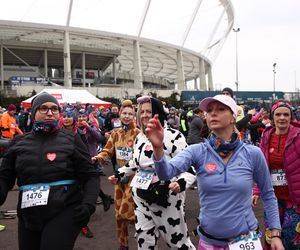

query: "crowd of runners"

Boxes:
[0, 87, 299, 250]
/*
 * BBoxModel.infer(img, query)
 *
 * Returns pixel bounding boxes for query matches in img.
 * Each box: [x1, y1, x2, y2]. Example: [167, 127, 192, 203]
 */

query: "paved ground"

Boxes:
[0, 165, 265, 250]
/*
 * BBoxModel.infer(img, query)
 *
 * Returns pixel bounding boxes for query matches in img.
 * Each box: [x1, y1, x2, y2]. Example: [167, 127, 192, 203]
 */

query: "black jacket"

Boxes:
[187, 116, 204, 145]
[0, 129, 99, 229]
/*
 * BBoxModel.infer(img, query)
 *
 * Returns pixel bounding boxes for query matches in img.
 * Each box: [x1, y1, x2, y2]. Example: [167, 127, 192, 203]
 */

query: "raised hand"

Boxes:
[145, 114, 165, 160]
[145, 114, 164, 148]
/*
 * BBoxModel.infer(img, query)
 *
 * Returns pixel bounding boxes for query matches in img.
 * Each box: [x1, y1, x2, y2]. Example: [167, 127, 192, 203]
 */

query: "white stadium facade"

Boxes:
[0, 0, 234, 99]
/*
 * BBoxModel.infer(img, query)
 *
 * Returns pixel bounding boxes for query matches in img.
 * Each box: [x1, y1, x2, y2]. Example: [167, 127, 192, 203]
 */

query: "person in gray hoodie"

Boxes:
[187, 107, 204, 145]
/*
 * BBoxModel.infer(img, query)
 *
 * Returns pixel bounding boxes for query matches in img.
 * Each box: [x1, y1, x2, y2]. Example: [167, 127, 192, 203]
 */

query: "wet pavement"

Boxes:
[0, 165, 265, 250]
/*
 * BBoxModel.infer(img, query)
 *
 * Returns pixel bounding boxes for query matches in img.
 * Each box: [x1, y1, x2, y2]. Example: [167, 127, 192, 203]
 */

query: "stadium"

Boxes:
[0, 0, 234, 99]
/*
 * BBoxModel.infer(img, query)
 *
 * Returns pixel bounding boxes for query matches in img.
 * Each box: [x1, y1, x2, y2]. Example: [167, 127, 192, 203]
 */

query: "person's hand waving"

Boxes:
[146, 114, 164, 147]
[146, 114, 164, 160]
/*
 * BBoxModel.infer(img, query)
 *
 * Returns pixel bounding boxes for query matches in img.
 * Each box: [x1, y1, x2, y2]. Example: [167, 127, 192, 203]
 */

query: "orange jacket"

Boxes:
[1, 112, 23, 139]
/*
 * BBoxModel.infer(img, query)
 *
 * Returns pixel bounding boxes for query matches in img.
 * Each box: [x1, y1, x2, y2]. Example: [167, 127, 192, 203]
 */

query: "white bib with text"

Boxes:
[21, 185, 50, 209]
[229, 238, 262, 250]
[228, 230, 262, 250]
[271, 169, 287, 186]
[130, 169, 155, 190]
[116, 147, 133, 161]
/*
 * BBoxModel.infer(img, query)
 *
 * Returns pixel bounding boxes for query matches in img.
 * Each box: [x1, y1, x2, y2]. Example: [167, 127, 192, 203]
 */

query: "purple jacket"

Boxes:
[258, 122, 300, 205]
[77, 125, 104, 157]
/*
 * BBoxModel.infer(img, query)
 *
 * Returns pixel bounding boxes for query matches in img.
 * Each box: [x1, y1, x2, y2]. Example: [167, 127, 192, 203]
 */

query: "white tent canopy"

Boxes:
[21, 88, 111, 109]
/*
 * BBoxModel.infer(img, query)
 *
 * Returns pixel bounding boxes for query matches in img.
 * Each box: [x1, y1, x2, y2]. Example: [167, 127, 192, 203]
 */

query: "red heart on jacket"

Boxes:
[145, 145, 152, 151]
[47, 153, 56, 161]
[127, 140, 133, 147]
[206, 163, 217, 173]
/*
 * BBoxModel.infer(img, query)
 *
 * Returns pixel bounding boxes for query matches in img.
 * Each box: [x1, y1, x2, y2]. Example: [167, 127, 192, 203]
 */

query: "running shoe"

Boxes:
[110, 196, 114, 204]
[96, 198, 102, 205]
[102, 195, 111, 212]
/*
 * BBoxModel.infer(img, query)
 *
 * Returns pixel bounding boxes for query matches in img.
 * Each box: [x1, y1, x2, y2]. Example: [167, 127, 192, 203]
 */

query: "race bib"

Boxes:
[21, 185, 50, 209]
[130, 169, 155, 190]
[229, 231, 262, 250]
[271, 169, 287, 186]
[112, 118, 121, 128]
[116, 147, 133, 161]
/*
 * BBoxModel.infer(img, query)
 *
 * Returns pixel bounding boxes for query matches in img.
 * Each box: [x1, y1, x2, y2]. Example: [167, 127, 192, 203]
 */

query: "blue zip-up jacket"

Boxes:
[154, 140, 280, 246]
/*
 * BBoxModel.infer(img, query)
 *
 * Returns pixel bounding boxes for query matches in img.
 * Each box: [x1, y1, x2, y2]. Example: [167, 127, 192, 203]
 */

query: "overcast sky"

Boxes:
[212, 0, 300, 93]
[0, 0, 299, 93]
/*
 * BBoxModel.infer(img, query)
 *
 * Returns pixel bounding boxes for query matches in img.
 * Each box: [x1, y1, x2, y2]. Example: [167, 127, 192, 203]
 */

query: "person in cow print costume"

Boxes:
[108, 95, 196, 250]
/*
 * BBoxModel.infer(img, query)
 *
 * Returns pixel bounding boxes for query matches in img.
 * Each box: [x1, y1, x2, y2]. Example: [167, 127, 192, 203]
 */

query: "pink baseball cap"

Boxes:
[199, 95, 238, 118]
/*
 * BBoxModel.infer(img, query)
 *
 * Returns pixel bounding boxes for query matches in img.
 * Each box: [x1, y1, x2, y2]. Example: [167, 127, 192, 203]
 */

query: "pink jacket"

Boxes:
[253, 122, 300, 206]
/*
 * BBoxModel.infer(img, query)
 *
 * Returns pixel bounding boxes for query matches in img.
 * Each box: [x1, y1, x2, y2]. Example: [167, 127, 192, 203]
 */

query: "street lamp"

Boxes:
[233, 28, 240, 92]
[273, 63, 277, 100]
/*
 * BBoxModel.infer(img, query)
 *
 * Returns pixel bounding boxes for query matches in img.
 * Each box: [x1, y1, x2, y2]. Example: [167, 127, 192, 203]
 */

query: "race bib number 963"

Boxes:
[229, 230, 262, 250]
[229, 238, 262, 250]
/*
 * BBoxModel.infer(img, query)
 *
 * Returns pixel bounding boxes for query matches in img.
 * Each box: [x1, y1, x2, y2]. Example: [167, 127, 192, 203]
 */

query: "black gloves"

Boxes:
[113, 170, 125, 184]
[73, 204, 93, 227]
[176, 178, 187, 192]
[0, 183, 8, 206]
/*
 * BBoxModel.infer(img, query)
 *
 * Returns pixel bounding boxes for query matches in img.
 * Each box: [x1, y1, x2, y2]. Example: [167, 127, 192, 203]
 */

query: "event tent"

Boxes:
[21, 88, 111, 109]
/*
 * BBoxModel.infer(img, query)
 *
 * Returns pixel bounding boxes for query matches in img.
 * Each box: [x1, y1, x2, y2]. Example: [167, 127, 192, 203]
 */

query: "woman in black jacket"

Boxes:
[0, 93, 99, 250]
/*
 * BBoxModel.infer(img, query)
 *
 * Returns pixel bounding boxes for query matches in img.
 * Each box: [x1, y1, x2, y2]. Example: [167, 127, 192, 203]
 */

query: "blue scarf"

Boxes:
[208, 132, 240, 158]
[32, 120, 59, 135]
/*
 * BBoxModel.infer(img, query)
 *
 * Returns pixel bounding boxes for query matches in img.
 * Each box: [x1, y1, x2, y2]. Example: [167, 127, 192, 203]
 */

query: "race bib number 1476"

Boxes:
[21, 185, 50, 209]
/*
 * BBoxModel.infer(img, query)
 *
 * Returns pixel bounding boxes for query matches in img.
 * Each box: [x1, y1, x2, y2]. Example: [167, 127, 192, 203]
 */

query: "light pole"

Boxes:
[273, 63, 276, 100]
[233, 28, 240, 92]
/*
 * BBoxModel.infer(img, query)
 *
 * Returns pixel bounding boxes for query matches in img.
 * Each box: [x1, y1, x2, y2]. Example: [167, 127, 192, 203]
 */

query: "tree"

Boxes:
[159, 92, 181, 108]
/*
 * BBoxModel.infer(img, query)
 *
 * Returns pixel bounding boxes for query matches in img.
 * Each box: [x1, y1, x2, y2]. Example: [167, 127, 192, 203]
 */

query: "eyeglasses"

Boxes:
[38, 106, 59, 114]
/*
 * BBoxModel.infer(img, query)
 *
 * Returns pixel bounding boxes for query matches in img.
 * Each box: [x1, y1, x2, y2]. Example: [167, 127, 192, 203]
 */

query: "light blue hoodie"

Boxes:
[154, 140, 280, 246]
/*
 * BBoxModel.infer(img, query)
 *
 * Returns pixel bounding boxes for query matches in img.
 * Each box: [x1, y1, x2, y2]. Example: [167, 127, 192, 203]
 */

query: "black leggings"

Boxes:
[18, 206, 81, 250]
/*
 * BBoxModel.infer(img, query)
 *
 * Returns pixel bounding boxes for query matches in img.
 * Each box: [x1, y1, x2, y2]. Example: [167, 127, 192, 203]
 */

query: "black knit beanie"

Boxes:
[150, 97, 167, 126]
[31, 92, 60, 119]
[222, 87, 234, 98]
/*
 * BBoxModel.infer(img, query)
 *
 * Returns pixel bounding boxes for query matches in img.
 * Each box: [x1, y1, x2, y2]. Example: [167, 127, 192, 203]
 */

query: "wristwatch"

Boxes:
[271, 230, 281, 239]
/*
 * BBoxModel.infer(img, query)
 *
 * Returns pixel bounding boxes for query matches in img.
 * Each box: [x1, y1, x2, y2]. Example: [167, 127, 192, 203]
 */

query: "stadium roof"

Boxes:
[0, 0, 234, 84]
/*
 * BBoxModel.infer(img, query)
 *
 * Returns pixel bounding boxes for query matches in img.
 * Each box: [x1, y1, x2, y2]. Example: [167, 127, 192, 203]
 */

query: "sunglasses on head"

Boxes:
[137, 96, 151, 104]
[271, 100, 292, 113]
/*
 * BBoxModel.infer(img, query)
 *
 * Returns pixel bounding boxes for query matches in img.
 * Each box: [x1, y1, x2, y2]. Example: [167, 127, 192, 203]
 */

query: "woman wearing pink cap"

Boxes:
[252, 99, 300, 249]
[146, 95, 284, 250]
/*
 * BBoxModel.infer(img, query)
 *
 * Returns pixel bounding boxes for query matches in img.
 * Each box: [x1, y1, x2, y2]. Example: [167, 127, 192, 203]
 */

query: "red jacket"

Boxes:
[256, 122, 300, 206]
